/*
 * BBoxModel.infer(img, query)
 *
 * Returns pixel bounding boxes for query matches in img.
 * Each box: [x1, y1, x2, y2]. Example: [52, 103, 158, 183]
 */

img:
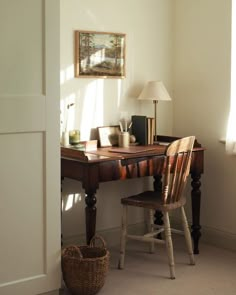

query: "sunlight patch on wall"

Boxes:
[117, 79, 122, 108]
[80, 80, 104, 140]
[60, 68, 125, 140]
[226, 0, 236, 152]
[60, 64, 74, 85]
[62, 193, 82, 212]
[60, 93, 76, 132]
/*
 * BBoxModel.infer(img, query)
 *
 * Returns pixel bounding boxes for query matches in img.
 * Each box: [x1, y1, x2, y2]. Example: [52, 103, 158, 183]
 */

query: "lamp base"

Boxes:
[153, 100, 158, 141]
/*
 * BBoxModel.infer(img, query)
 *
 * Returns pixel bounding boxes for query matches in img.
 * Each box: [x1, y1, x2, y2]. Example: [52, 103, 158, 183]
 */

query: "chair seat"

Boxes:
[121, 191, 186, 211]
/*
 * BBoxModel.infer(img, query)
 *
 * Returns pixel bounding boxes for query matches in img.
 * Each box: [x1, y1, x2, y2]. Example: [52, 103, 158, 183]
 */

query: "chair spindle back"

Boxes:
[162, 136, 195, 205]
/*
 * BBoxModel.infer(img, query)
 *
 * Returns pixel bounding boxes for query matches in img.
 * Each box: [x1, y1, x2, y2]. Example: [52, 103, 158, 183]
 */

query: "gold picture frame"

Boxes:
[74, 30, 126, 78]
[97, 125, 120, 147]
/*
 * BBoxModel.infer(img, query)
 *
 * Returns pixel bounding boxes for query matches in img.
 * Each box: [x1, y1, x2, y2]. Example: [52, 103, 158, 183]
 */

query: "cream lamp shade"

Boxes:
[138, 81, 171, 139]
[138, 80, 171, 101]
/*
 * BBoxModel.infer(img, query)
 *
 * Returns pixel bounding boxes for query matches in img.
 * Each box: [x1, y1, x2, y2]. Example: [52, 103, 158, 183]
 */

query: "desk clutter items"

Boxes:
[118, 118, 136, 147]
[118, 119, 130, 148]
[72, 140, 98, 152]
[97, 124, 136, 148]
[118, 132, 129, 147]
[131, 115, 155, 145]
[60, 129, 97, 151]
[61, 102, 75, 146]
[61, 137, 97, 151]
[61, 131, 70, 146]
[69, 130, 80, 145]
[61, 235, 110, 295]
[109, 132, 136, 147]
[97, 125, 120, 147]
[129, 134, 136, 143]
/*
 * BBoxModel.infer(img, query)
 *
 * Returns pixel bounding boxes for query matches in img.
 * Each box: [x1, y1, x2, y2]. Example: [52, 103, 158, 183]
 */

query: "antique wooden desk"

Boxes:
[61, 135, 204, 254]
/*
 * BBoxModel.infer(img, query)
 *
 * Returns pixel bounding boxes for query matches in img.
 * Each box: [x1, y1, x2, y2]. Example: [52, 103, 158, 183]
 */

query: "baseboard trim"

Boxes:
[201, 226, 236, 252]
[62, 223, 145, 247]
[171, 216, 236, 252]
[62, 220, 236, 252]
[40, 290, 59, 295]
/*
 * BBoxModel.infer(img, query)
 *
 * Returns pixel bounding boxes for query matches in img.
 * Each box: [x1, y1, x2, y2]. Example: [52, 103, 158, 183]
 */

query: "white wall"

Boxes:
[174, 0, 236, 248]
[61, 0, 236, 250]
[60, 0, 173, 242]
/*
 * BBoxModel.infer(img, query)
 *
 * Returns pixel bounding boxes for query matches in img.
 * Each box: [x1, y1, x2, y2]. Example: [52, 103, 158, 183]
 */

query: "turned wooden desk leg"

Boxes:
[153, 175, 164, 236]
[85, 192, 97, 245]
[61, 177, 64, 247]
[191, 173, 202, 254]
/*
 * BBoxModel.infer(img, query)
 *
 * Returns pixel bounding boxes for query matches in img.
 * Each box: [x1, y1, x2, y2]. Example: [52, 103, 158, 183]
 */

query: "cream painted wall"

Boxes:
[60, 0, 173, 241]
[173, 0, 236, 242]
[61, 0, 236, 249]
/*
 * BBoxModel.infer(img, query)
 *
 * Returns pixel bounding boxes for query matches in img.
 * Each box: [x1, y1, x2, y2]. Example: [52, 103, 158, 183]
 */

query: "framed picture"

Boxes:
[74, 30, 126, 78]
[97, 125, 120, 147]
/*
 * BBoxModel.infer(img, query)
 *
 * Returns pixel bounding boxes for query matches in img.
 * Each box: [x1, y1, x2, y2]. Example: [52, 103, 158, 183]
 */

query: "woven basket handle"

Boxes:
[89, 235, 107, 249]
[62, 245, 83, 260]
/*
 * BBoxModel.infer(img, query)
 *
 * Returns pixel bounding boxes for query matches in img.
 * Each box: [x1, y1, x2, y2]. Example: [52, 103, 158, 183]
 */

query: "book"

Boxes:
[147, 117, 155, 144]
[131, 115, 155, 145]
[131, 115, 148, 145]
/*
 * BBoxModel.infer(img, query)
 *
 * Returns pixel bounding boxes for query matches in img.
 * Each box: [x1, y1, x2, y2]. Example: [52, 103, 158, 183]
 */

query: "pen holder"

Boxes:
[118, 132, 130, 148]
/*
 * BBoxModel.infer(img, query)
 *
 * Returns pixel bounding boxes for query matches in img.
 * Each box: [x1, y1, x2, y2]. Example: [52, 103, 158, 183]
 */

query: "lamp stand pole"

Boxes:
[153, 100, 158, 141]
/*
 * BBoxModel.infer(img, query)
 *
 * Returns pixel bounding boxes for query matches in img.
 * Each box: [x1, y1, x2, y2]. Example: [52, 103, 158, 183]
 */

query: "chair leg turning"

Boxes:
[118, 205, 128, 269]
[163, 211, 176, 279]
[181, 206, 195, 265]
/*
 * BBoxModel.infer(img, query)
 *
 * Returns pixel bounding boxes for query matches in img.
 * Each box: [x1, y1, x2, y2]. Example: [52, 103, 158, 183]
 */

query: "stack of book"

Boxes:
[131, 115, 155, 145]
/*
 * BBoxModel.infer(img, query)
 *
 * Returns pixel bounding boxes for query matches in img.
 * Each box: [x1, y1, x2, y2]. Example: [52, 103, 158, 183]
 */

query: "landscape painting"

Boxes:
[74, 30, 126, 78]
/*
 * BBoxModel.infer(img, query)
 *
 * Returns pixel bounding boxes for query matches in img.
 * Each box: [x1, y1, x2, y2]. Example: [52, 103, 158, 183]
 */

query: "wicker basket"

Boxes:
[61, 236, 110, 295]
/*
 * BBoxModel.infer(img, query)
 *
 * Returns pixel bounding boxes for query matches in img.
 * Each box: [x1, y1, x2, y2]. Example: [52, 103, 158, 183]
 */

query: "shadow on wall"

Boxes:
[61, 177, 151, 240]
[60, 64, 141, 143]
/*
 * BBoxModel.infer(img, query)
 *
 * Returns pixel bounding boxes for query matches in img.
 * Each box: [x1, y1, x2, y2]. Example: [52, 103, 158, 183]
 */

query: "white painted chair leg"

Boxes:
[147, 209, 155, 253]
[118, 205, 128, 269]
[181, 206, 195, 265]
[163, 211, 176, 279]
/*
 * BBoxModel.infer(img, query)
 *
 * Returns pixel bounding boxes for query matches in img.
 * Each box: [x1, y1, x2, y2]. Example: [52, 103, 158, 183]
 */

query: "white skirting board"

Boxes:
[62, 223, 146, 247]
[62, 220, 236, 252]
[39, 291, 59, 295]
[170, 216, 236, 252]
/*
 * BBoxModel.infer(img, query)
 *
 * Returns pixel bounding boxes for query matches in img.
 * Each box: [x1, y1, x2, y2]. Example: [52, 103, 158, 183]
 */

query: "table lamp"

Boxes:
[138, 80, 171, 140]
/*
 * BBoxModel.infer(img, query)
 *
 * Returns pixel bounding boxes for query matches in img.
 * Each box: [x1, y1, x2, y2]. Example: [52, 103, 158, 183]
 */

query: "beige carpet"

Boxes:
[60, 235, 236, 295]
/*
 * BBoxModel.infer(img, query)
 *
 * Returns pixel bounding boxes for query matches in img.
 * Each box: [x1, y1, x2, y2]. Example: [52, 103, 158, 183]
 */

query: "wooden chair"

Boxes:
[118, 136, 196, 279]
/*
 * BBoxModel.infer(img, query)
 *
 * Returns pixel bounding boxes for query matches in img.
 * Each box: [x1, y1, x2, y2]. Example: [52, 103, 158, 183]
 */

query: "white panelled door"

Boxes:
[0, 1, 61, 294]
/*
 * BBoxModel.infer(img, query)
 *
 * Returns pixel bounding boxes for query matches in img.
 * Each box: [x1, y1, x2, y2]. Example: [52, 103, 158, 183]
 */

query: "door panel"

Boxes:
[0, 1, 60, 294]
[0, 0, 43, 95]
[1, 133, 45, 283]
[0, 96, 46, 133]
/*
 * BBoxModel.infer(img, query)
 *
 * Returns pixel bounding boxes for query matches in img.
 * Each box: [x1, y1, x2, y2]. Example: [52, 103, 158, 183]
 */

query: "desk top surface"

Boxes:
[61, 143, 204, 164]
[61, 144, 167, 162]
